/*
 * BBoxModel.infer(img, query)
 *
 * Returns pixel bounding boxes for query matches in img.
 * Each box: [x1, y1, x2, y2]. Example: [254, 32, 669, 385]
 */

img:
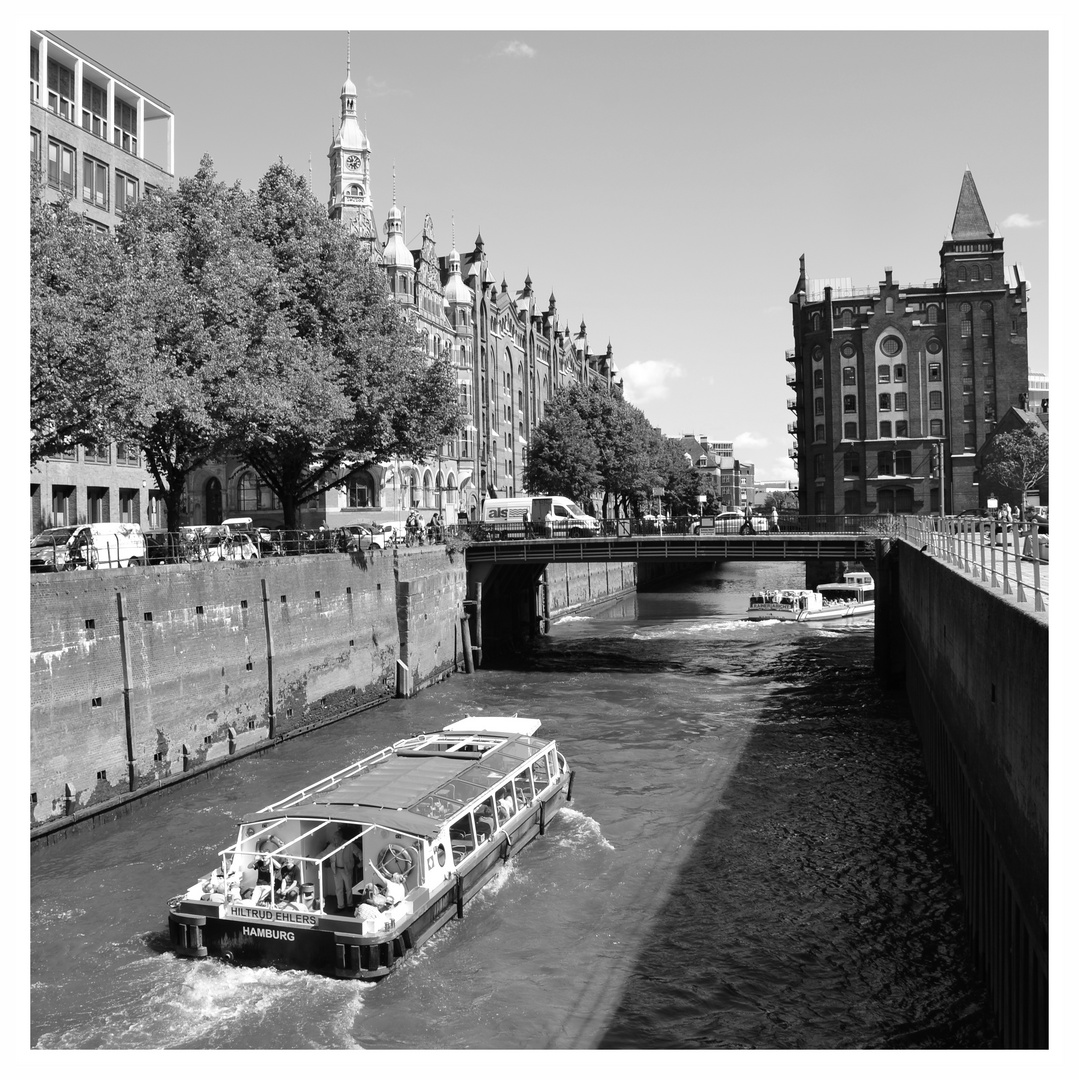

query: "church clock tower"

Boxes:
[328, 35, 376, 244]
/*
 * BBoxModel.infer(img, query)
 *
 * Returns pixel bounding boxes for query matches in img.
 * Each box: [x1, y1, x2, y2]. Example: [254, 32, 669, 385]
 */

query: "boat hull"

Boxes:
[795, 601, 875, 622]
[168, 772, 573, 980]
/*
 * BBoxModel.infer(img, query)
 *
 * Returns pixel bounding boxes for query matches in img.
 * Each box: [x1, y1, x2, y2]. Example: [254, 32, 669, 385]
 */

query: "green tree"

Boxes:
[30, 165, 147, 462]
[522, 403, 602, 503]
[980, 423, 1049, 506]
[114, 155, 272, 532]
[232, 163, 461, 527]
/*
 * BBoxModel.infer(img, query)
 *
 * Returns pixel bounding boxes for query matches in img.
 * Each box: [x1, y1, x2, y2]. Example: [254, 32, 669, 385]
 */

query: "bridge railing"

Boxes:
[895, 515, 1048, 613]
[447, 514, 899, 543]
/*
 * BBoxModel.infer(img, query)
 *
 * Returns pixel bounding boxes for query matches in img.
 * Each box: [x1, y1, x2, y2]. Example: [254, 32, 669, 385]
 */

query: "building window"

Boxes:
[879, 394, 891, 411]
[958, 266, 968, 283]
[894, 392, 908, 411]
[811, 314, 821, 332]
[30, 45, 40, 103]
[960, 303, 972, 337]
[964, 432, 976, 451]
[843, 452, 860, 477]
[812, 344, 823, 361]
[895, 420, 908, 438]
[841, 342, 856, 359]
[984, 403, 996, 421]
[813, 369, 824, 388]
[895, 450, 912, 474]
[117, 444, 141, 469]
[148, 492, 164, 528]
[880, 335, 902, 357]
[814, 490, 826, 514]
[928, 362, 942, 381]
[84, 443, 111, 464]
[963, 403, 975, 421]
[842, 366, 856, 385]
[893, 364, 906, 382]
[237, 470, 279, 512]
[83, 156, 108, 210]
[31, 127, 40, 165]
[879, 421, 892, 438]
[878, 365, 890, 383]
[840, 309, 852, 327]
[346, 475, 372, 508]
[115, 172, 138, 214]
[52, 485, 75, 526]
[843, 422, 858, 440]
[844, 489, 861, 514]
[47, 57, 76, 121]
[927, 304, 939, 324]
[930, 418, 943, 437]
[47, 140, 75, 196]
[877, 451, 895, 476]
[927, 338, 942, 355]
[929, 391, 943, 410]
[119, 489, 138, 523]
[815, 424, 825, 442]
[843, 395, 856, 413]
[82, 80, 108, 138]
[814, 397, 824, 415]
[981, 301, 994, 335]
[813, 454, 825, 479]
[114, 98, 138, 155]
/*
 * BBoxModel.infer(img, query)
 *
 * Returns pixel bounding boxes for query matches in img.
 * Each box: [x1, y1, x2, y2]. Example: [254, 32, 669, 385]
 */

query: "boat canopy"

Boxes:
[442, 715, 542, 737]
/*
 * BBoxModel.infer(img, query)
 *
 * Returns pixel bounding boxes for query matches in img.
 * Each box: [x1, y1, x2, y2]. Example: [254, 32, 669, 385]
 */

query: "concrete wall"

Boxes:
[889, 539, 1048, 1046]
[30, 547, 468, 836]
[545, 562, 637, 615]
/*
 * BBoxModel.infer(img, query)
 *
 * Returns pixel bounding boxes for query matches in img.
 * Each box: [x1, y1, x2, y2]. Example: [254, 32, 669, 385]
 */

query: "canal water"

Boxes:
[30, 561, 996, 1049]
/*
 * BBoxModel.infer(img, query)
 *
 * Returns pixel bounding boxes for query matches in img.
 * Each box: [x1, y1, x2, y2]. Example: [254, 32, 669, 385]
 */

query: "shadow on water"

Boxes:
[593, 635, 998, 1049]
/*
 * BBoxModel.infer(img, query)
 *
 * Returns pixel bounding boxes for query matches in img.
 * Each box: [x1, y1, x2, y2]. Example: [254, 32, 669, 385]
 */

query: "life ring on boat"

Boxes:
[377, 844, 414, 878]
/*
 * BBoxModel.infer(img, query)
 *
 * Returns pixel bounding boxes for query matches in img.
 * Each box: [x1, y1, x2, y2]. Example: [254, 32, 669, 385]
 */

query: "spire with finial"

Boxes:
[392, 161, 396, 205]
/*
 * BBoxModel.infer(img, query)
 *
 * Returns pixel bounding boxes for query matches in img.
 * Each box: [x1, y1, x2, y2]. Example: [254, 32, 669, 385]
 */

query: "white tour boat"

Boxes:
[167, 716, 574, 979]
[747, 571, 875, 623]
[746, 588, 824, 619]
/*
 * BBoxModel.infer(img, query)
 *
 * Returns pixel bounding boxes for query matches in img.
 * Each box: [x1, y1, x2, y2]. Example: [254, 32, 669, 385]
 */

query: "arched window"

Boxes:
[877, 451, 895, 476]
[408, 472, 418, 508]
[895, 450, 912, 474]
[971, 266, 980, 281]
[885, 297, 894, 313]
[840, 309, 853, 327]
[958, 266, 968, 282]
[926, 304, 939, 324]
[879, 393, 891, 411]
[237, 470, 279, 512]
[347, 473, 372, 508]
[843, 395, 857, 413]
[811, 312, 821, 332]
[814, 397, 825, 415]
[895, 392, 908, 411]
[893, 364, 906, 382]
[981, 301, 993, 335]
[960, 303, 972, 337]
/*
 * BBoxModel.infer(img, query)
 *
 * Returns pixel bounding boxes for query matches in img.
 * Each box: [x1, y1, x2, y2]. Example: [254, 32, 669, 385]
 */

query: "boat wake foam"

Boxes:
[556, 806, 615, 851]
[553, 613, 593, 624]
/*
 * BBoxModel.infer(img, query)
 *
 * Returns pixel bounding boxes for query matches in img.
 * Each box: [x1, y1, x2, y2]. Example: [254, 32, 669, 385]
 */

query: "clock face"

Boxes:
[345, 155, 361, 170]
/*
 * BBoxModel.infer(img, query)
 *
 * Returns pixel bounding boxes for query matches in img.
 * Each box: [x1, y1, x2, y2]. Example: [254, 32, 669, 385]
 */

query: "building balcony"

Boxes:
[787, 421, 799, 435]
[785, 350, 796, 363]
[787, 448, 798, 459]
[787, 398, 797, 411]
[785, 373, 797, 387]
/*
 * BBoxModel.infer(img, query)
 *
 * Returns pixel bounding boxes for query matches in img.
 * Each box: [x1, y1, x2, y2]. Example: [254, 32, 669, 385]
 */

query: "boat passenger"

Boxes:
[368, 859, 406, 904]
[277, 887, 306, 911]
[318, 828, 360, 913]
[475, 806, 496, 841]
[497, 790, 514, 821]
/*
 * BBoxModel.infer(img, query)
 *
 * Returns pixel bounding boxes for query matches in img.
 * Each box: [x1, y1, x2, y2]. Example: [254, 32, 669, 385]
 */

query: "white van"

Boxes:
[482, 496, 601, 538]
[30, 522, 146, 571]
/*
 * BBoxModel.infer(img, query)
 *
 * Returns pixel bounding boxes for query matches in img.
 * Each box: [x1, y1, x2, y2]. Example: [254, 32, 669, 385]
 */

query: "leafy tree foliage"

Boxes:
[113, 155, 271, 531]
[980, 422, 1049, 506]
[30, 166, 146, 462]
[522, 402, 602, 503]
[657, 438, 703, 516]
[230, 163, 460, 527]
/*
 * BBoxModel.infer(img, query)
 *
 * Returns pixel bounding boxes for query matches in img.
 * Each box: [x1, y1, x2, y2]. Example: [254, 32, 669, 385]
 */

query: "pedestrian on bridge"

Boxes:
[770, 507, 780, 533]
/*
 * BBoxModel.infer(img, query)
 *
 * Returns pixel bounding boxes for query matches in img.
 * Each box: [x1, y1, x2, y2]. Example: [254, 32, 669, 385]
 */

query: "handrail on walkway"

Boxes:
[894, 515, 1048, 613]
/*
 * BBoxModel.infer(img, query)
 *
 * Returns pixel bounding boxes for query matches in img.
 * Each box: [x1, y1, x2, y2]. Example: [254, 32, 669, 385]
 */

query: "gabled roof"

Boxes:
[951, 170, 993, 241]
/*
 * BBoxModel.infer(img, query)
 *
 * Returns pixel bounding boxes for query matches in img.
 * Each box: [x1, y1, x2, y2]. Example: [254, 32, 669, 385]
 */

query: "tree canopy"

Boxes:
[31, 156, 462, 530]
[979, 422, 1049, 506]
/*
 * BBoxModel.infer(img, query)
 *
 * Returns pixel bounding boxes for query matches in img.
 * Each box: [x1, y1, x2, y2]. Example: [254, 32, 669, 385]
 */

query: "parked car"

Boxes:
[179, 524, 259, 561]
[30, 522, 146, 571]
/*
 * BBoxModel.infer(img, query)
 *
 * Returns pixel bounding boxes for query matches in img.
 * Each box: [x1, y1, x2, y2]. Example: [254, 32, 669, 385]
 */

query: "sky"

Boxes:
[36, 19, 1051, 485]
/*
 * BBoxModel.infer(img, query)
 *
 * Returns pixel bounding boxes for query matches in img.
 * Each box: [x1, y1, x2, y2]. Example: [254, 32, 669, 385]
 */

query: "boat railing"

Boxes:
[262, 746, 397, 812]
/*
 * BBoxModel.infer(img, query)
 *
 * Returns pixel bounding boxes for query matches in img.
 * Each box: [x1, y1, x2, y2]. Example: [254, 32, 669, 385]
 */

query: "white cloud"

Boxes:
[364, 76, 410, 98]
[620, 359, 684, 405]
[497, 41, 536, 59]
[733, 431, 768, 450]
[1001, 212, 1044, 229]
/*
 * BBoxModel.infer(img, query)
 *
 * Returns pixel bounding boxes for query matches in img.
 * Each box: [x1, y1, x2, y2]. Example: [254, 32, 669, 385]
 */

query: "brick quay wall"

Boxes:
[30, 549, 641, 842]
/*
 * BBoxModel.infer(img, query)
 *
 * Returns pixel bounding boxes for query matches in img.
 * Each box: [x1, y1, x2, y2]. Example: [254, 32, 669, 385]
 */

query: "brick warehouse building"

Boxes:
[787, 171, 1030, 516]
